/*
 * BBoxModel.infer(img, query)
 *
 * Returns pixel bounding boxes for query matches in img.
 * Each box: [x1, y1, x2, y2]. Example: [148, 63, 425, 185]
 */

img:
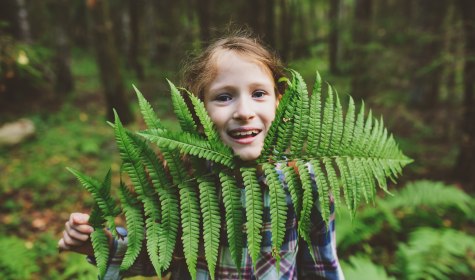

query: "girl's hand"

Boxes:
[58, 212, 111, 256]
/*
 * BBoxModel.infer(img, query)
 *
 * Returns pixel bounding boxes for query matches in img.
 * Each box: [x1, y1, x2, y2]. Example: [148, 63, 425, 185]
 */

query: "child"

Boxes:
[58, 32, 345, 280]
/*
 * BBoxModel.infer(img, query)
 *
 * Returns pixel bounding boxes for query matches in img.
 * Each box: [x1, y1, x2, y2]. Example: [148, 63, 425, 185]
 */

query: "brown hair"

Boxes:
[181, 32, 286, 100]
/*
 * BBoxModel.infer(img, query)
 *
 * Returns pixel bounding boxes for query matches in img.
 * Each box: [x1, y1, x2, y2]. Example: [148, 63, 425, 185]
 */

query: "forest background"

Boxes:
[0, 0, 474, 279]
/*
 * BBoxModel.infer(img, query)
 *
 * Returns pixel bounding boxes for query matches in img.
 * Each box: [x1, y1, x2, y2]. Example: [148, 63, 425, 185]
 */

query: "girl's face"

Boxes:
[204, 51, 279, 161]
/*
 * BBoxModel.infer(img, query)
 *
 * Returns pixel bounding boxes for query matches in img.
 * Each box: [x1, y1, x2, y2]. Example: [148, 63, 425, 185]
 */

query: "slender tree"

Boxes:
[128, 0, 145, 79]
[52, 0, 74, 94]
[454, 0, 475, 191]
[86, 0, 133, 124]
[350, 0, 373, 100]
[279, 0, 291, 61]
[329, 0, 341, 74]
[196, 0, 211, 43]
[264, 0, 275, 46]
[407, 0, 449, 109]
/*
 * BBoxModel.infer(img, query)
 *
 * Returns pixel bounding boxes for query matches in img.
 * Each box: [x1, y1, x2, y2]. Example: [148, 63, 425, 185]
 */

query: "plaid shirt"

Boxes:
[98, 166, 345, 279]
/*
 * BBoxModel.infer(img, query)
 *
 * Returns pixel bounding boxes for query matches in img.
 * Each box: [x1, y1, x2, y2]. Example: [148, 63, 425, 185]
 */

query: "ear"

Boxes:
[275, 91, 282, 107]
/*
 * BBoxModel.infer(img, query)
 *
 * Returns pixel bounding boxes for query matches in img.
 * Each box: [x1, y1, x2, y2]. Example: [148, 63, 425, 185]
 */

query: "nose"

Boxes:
[232, 96, 256, 120]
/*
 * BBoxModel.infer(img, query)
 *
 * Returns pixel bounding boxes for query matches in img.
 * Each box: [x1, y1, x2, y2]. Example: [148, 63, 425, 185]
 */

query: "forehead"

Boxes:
[211, 50, 273, 80]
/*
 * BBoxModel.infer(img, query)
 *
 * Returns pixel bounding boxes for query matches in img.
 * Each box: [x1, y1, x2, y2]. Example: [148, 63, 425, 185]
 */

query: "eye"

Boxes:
[252, 90, 266, 98]
[215, 93, 232, 102]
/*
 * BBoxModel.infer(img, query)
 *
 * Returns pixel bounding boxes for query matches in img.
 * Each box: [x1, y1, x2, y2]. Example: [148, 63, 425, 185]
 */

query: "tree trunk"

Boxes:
[329, 0, 341, 74]
[52, 0, 74, 94]
[264, 0, 275, 46]
[196, 0, 211, 43]
[407, 0, 448, 109]
[454, 0, 475, 191]
[280, 0, 291, 62]
[86, 0, 133, 124]
[350, 0, 373, 100]
[15, 0, 32, 43]
[128, 0, 145, 79]
[0, 0, 21, 38]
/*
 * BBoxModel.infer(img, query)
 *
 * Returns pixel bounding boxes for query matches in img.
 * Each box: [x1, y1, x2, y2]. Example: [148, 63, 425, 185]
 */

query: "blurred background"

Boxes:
[0, 0, 474, 279]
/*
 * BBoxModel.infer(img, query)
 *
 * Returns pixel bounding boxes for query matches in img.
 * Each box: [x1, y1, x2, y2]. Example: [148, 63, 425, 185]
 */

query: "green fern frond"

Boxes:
[384, 180, 474, 214]
[139, 129, 234, 168]
[319, 84, 335, 156]
[168, 79, 197, 133]
[263, 163, 288, 270]
[342, 255, 396, 280]
[178, 181, 200, 280]
[89, 206, 109, 280]
[330, 91, 344, 155]
[307, 71, 323, 156]
[219, 170, 244, 270]
[295, 160, 314, 258]
[187, 92, 221, 144]
[158, 145, 200, 279]
[114, 111, 150, 198]
[288, 69, 310, 155]
[133, 85, 164, 130]
[242, 167, 263, 267]
[118, 182, 144, 272]
[127, 131, 179, 270]
[335, 157, 354, 214]
[396, 228, 475, 280]
[261, 72, 295, 160]
[312, 160, 331, 222]
[340, 96, 356, 153]
[197, 175, 221, 280]
[114, 111, 163, 275]
[66, 167, 118, 233]
[144, 202, 162, 277]
[323, 157, 341, 213]
[274, 73, 299, 155]
[283, 165, 302, 219]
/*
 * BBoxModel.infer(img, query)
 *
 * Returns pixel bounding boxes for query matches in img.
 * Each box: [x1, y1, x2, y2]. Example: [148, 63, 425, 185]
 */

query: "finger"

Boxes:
[66, 220, 94, 235]
[65, 223, 92, 242]
[63, 230, 85, 248]
[57, 238, 71, 252]
[70, 213, 90, 226]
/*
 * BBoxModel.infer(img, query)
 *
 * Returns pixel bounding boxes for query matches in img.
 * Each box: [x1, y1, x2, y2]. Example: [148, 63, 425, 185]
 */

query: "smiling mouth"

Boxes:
[228, 129, 261, 139]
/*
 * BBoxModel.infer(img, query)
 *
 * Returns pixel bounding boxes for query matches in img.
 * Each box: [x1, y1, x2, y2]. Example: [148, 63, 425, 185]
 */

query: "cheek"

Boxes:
[266, 102, 278, 123]
[207, 108, 225, 130]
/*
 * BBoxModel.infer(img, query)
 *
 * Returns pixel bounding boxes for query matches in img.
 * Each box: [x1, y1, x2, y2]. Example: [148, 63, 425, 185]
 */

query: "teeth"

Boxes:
[230, 130, 260, 137]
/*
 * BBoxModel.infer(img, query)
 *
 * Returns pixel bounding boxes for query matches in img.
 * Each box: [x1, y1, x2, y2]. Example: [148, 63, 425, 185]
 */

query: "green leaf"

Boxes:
[263, 163, 288, 270]
[139, 129, 234, 168]
[219, 170, 244, 270]
[134, 85, 164, 130]
[242, 167, 263, 267]
[198, 175, 221, 279]
[89, 206, 109, 280]
[118, 182, 145, 272]
[168, 79, 197, 133]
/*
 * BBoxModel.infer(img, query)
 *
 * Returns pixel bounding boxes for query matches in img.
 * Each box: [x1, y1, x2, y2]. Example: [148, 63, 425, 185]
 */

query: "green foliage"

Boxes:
[0, 34, 52, 93]
[395, 228, 475, 280]
[336, 180, 475, 280]
[0, 235, 39, 280]
[60, 254, 98, 280]
[341, 255, 396, 280]
[337, 180, 475, 251]
[69, 71, 411, 279]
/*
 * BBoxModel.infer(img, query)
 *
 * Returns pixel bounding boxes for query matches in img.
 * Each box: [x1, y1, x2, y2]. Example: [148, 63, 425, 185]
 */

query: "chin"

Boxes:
[234, 149, 260, 161]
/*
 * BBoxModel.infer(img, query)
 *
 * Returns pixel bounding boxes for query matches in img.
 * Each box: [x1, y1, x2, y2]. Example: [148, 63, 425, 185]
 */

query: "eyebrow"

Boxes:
[208, 81, 274, 93]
